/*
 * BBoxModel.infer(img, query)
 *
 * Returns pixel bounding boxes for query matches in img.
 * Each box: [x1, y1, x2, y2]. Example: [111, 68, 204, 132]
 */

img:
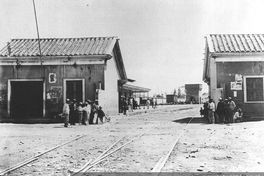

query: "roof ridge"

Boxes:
[208, 33, 264, 36]
[11, 36, 118, 41]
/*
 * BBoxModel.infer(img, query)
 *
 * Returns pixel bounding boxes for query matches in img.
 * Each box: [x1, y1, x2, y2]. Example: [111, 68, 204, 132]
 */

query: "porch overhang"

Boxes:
[122, 84, 151, 93]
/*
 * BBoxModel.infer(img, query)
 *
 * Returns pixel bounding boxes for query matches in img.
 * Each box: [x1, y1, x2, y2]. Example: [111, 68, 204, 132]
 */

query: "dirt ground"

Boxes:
[0, 104, 264, 175]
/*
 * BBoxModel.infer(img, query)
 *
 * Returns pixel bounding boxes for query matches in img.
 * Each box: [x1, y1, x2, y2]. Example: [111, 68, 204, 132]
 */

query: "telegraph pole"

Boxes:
[32, 0, 44, 77]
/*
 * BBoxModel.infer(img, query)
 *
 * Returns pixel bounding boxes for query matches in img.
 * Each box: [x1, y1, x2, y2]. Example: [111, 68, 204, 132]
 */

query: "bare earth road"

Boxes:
[0, 105, 264, 175]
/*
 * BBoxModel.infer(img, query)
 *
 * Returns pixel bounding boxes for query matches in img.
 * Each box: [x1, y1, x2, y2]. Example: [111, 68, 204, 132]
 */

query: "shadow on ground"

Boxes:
[173, 117, 208, 124]
[173, 116, 264, 124]
[243, 117, 264, 122]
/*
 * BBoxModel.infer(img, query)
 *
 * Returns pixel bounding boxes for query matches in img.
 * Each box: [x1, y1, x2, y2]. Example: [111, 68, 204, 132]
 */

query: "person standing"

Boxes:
[97, 106, 106, 124]
[69, 100, 76, 125]
[77, 102, 83, 125]
[122, 99, 128, 115]
[203, 101, 209, 122]
[90, 100, 99, 124]
[72, 99, 78, 125]
[228, 97, 236, 123]
[146, 99, 150, 109]
[82, 102, 90, 125]
[216, 98, 225, 123]
[89, 101, 95, 124]
[62, 99, 70, 127]
[223, 99, 230, 123]
[129, 98, 133, 112]
[133, 98, 137, 110]
[208, 99, 215, 124]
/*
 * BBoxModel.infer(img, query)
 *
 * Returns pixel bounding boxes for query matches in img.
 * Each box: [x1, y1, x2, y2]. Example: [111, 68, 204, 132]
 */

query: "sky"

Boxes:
[1, 0, 264, 94]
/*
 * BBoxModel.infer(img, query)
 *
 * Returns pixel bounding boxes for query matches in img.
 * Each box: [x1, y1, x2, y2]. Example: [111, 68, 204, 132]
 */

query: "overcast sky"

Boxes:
[1, 0, 264, 94]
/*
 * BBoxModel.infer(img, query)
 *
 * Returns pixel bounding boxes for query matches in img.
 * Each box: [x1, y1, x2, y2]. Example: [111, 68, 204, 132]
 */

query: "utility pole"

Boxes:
[32, 0, 44, 78]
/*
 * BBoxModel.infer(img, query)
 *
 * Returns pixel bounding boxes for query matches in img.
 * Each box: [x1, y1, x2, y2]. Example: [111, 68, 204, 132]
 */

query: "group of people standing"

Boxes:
[120, 97, 139, 115]
[201, 97, 243, 124]
[120, 97, 157, 115]
[62, 99, 107, 127]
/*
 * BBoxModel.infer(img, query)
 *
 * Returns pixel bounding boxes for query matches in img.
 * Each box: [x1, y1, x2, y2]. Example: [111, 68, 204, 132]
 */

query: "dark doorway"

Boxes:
[66, 80, 83, 102]
[11, 81, 43, 119]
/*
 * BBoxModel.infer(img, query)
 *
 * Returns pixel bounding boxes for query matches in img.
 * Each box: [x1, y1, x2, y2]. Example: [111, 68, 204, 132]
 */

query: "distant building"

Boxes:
[120, 83, 150, 109]
[0, 37, 149, 122]
[166, 94, 177, 104]
[203, 34, 264, 116]
[154, 94, 166, 105]
[185, 84, 202, 104]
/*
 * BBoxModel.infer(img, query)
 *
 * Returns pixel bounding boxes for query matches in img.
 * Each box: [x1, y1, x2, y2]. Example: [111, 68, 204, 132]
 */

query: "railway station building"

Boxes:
[0, 37, 147, 122]
[203, 34, 264, 116]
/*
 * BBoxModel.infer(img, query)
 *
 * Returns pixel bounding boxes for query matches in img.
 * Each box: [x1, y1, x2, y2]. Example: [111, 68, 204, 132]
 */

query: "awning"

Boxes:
[122, 84, 151, 93]
[118, 78, 135, 85]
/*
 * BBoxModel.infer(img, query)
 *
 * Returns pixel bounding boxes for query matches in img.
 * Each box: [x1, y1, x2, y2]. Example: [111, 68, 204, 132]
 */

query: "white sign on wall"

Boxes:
[235, 74, 242, 82]
[230, 81, 242, 90]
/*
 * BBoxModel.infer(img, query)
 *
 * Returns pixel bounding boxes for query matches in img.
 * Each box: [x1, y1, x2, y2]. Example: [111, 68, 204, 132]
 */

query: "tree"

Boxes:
[177, 88, 181, 98]
[173, 89, 177, 95]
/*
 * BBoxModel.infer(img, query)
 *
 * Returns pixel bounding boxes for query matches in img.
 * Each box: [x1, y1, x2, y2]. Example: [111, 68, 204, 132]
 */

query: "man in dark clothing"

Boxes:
[89, 102, 95, 124]
[224, 99, 231, 123]
[122, 98, 128, 115]
[216, 98, 225, 123]
[69, 99, 77, 125]
[97, 106, 105, 124]
[203, 101, 209, 122]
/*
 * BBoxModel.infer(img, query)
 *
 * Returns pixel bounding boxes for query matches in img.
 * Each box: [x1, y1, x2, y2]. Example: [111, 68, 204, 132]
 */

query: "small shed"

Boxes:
[203, 34, 264, 116]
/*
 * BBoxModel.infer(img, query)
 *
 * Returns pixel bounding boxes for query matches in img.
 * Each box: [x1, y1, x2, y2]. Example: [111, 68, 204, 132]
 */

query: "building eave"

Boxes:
[211, 52, 264, 57]
[0, 55, 107, 66]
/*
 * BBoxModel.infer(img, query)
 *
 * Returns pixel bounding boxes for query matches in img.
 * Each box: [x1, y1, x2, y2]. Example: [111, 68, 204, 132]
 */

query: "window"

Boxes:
[245, 77, 264, 102]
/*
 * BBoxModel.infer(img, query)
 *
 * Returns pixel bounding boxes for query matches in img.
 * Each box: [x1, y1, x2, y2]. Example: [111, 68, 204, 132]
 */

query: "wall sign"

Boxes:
[49, 73, 57, 83]
[231, 74, 243, 90]
[235, 74, 242, 82]
[231, 81, 242, 90]
[47, 86, 62, 103]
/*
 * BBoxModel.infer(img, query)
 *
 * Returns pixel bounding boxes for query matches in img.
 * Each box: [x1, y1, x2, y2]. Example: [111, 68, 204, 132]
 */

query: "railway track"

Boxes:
[151, 117, 194, 173]
[0, 135, 86, 176]
[72, 133, 144, 175]
[70, 117, 194, 174]
[0, 133, 145, 176]
[0, 106, 198, 175]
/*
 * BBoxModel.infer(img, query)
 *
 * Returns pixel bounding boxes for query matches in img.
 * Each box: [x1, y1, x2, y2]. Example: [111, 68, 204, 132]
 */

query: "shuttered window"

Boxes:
[246, 77, 264, 102]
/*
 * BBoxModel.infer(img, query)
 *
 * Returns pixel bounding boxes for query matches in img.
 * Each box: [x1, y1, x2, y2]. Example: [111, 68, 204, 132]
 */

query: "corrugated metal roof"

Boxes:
[0, 37, 117, 57]
[207, 34, 264, 53]
[122, 84, 151, 93]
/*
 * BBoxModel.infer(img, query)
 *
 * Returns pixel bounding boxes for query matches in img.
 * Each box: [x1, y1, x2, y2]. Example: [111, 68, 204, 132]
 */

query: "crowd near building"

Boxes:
[203, 34, 264, 117]
[0, 37, 150, 122]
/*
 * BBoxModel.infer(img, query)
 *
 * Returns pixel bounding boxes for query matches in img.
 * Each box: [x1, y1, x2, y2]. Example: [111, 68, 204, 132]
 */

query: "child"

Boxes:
[97, 106, 106, 124]
[98, 106, 110, 122]
[233, 108, 243, 122]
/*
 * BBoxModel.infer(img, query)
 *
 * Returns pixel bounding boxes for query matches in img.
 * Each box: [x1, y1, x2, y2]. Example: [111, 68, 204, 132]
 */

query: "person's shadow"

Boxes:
[173, 116, 208, 124]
